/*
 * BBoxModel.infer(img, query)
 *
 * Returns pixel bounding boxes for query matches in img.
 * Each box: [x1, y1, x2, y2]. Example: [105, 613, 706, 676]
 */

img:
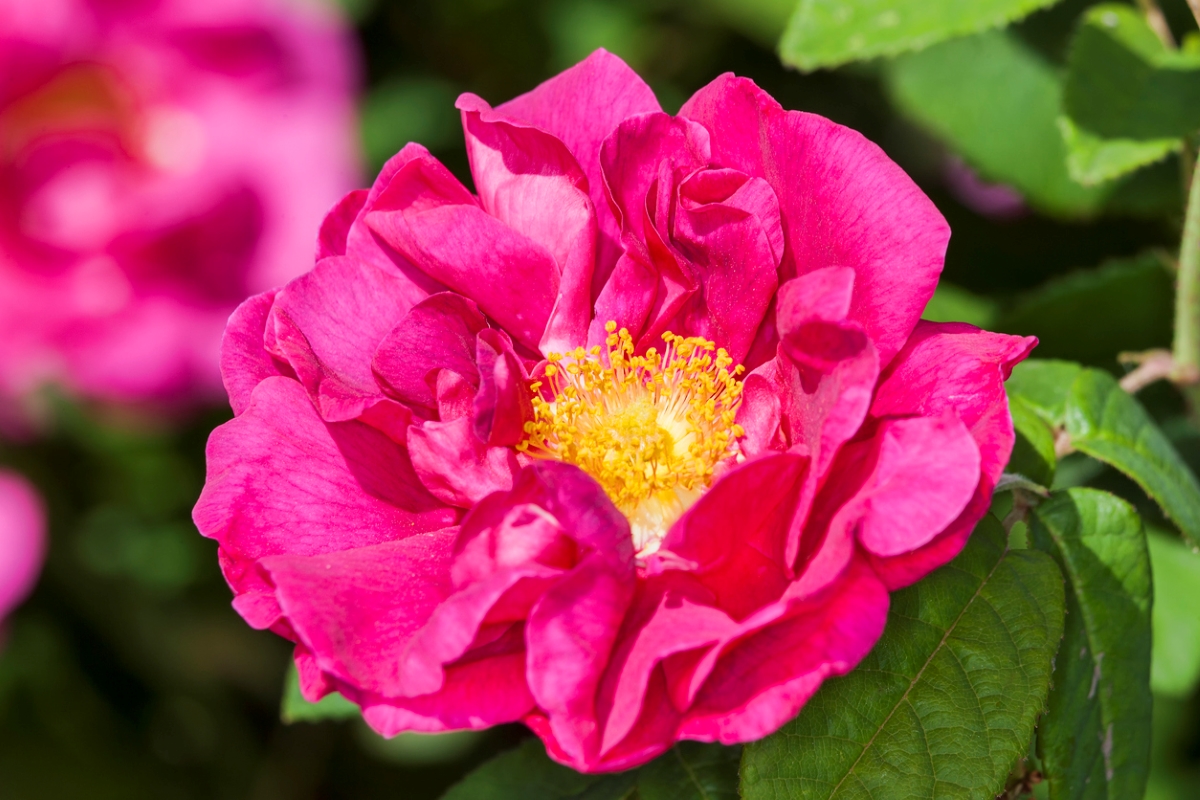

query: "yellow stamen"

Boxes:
[517, 323, 745, 556]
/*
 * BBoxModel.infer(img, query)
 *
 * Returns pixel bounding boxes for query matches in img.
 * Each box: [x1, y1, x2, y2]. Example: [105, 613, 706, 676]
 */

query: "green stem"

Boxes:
[1174, 155, 1200, 417]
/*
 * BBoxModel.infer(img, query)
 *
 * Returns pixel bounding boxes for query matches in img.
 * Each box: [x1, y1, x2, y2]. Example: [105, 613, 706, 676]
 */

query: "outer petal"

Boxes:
[497, 49, 661, 293]
[680, 75, 950, 366]
[868, 321, 1036, 587]
[872, 322, 1036, 485]
[457, 94, 597, 353]
[193, 376, 457, 600]
[260, 531, 458, 697]
[364, 150, 560, 350]
[220, 289, 294, 417]
[316, 188, 368, 260]
[0, 470, 45, 622]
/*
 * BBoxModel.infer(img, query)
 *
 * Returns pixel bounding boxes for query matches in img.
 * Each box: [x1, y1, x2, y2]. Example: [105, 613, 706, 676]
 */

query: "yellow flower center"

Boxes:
[517, 322, 745, 557]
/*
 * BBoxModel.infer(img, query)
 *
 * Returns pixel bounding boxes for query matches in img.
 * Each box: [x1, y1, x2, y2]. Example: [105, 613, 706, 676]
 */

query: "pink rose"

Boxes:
[0, 0, 359, 419]
[0, 470, 45, 635]
[195, 51, 1034, 772]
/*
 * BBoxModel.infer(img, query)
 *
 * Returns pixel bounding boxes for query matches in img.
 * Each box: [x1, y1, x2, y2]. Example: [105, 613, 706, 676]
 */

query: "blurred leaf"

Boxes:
[1057, 115, 1179, 186]
[740, 515, 1065, 799]
[545, 0, 650, 71]
[280, 664, 360, 723]
[997, 252, 1174, 367]
[885, 32, 1109, 218]
[1008, 396, 1058, 488]
[921, 281, 999, 327]
[1064, 4, 1200, 141]
[700, 0, 796, 48]
[354, 723, 482, 765]
[439, 738, 637, 800]
[360, 78, 461, 171]
[1030, 488, 1152, 800]
[1147, 528, 1200, 698]
[637, 742, 741, 800]
[778, 0, 1064, 71]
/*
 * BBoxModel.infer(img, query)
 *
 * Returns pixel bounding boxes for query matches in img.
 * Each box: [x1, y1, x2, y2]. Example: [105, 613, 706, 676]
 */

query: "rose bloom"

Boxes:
[195, 51, 1034, 772]
[0, 470, 45, 636]
[0, 0, 358, 421]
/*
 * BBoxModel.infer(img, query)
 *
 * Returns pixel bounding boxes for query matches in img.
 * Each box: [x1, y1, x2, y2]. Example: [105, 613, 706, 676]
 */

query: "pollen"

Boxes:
[517, 322, 745, 557]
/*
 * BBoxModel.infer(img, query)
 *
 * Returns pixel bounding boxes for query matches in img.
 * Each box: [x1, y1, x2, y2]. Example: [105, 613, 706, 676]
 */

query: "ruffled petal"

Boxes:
[497, 49, 661, 293]
[680, 74, 950, 366]
[267, 256, 418, 423]
[458, 94, 597, 352]
[220, 290, 294, 417]
[193, 376, 457, 598]
[372, 292, 487, 411]
[364, 149, 560, 350]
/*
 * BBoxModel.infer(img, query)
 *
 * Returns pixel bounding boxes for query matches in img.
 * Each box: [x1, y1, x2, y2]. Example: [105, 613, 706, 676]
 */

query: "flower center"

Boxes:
[518, 322, 745, 556]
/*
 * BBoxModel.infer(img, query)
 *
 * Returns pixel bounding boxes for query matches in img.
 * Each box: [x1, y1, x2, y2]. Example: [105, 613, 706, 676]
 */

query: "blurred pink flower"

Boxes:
[0, 470, 45, 630]
[195, 51, 1034, 772]
[0, 0, 359, 418]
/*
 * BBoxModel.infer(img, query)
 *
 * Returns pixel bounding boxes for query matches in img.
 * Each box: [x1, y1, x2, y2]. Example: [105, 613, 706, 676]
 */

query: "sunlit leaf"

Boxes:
[1009, 362, 1200, 547]
[1030, 488, 1152, 800]
[778, 0, 1065, 71]
[740, 515, 1065, 799]
[885, 32, 1108, 218]
[1008, 396, 1057, 489]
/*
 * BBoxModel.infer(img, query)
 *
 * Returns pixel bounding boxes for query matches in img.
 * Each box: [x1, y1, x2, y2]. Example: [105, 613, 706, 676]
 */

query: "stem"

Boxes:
[1139, 0, 1178, 47]
[1188, 0, 1200, 31]
[1175, 155, 1200, 418]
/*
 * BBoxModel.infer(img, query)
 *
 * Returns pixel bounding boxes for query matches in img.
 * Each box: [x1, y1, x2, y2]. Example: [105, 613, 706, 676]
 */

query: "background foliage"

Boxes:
[5, 0, 1200, 797]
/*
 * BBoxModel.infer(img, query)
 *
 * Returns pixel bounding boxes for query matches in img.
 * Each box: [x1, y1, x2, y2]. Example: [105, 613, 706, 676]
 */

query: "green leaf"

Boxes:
[1064, 4, 1200, 141]
[1030, 488, 1152, 800]
[1146, 528, 1200, 698]
[884, 32, 1109, 218]
[921, 282, 999, 328]
[440, 738, 636, 800]
[280, 664, 360, 724]
[1009, 361, 1200, 546]
[1005, 360, 1083, 424]
[1008, 396, 1058, 489]
[739, 515, 1065, 800]
[636, 742, 741, 800]
[996, 253, 1174, 368]
[778, 0, 1065, 71]
[1057, 115, 1179, 186]
[1064, 370, 1200, 548]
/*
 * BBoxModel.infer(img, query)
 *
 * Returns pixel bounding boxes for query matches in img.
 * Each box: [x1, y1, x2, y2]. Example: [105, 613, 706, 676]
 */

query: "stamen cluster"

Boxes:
[518, 322, 745, 553]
